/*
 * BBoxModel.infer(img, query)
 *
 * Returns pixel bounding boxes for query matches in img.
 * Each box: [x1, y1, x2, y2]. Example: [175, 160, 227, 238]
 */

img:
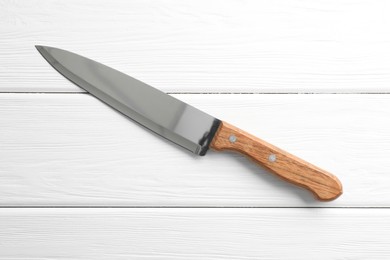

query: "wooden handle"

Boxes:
[210, 121, 342, 201]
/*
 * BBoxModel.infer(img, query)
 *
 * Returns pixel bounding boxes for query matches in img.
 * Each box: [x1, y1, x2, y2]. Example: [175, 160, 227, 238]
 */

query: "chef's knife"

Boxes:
[36, 46, 342, 201]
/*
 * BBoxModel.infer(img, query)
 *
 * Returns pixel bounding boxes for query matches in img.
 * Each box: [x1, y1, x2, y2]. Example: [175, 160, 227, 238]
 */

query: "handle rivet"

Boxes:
[268, 154, 277, 162]
[229, 135, 237, 143]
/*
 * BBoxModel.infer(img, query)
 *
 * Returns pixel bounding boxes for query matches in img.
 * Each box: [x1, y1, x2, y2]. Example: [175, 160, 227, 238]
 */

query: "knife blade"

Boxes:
[36, 46, 342, 201]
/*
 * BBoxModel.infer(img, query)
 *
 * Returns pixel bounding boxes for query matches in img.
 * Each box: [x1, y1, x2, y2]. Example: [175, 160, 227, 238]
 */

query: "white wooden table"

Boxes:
[1, 0, 390, 258]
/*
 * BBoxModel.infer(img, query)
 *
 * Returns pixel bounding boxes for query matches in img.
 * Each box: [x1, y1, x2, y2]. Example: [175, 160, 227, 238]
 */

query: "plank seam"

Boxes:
[1, 92, 390, 95]
[0, 206, 389, 209]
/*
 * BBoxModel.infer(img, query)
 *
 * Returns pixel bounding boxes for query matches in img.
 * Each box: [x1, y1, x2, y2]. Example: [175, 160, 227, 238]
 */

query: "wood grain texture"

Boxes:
[1, 208, 390, 259]
[211, 121, 342, 201]
[1, 0, 390, 93]
[0, 93, 389, 206]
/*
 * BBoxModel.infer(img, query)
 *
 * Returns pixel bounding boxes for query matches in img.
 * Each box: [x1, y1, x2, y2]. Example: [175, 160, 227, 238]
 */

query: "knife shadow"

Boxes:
[206, 150, 320, 205]
[104, 107, 320, 205]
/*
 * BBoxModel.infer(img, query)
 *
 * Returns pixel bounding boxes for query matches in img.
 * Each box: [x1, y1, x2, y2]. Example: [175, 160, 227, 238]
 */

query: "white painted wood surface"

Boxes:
[1, 208, 390, 259]
[1, 0, 390, 93]
[1, 93, 390, 207]
[2, 0, 390, 259]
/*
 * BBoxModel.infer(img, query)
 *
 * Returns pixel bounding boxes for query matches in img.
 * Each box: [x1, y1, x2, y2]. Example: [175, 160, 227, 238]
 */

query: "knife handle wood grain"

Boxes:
[210, 121, 342, 201]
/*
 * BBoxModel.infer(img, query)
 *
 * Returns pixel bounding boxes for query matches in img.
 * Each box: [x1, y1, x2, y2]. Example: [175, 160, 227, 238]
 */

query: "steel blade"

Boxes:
[36, 46, 221, 155]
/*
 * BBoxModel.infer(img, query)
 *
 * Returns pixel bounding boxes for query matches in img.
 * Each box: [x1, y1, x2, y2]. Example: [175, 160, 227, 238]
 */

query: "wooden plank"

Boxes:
[0, 93, 389, 206]
[0, 208, 389, 259]
[1, 0, 390, 93]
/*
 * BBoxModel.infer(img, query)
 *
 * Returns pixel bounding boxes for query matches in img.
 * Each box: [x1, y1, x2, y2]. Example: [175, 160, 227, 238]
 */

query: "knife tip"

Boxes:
[35, 45, 54, 52]
[35, 45, 44, 53]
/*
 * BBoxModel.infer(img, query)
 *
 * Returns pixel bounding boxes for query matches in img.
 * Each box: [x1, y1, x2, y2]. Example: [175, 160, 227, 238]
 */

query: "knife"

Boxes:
[36, 46, 342, 201]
